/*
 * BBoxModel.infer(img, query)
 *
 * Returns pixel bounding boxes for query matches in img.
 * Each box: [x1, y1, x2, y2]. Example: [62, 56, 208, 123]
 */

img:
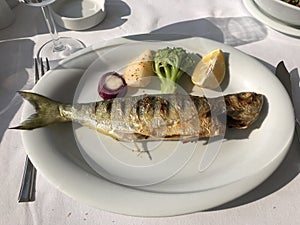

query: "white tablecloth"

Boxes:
[1, 0, 300, 224]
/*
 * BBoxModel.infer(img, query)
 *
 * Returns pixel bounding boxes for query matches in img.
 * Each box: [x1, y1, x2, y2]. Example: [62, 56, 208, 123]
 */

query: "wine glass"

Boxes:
[21, 0, 86, 62]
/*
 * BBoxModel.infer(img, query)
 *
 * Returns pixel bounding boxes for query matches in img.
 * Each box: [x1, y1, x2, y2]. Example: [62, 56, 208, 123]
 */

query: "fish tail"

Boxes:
[10, 91, 69, 130]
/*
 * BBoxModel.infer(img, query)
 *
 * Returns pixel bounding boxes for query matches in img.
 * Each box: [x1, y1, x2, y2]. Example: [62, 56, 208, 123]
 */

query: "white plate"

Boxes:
[243, 0, 300, 37]
[21, 34, 294, 216]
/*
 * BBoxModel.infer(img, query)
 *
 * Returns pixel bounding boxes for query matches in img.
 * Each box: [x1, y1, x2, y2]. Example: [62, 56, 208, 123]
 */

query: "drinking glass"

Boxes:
[22, 0, 85, 62]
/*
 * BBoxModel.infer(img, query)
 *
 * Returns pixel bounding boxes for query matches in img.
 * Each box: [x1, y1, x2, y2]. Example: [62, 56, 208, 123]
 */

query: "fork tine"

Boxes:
[34, 58, 39, 84]
[45, 58, 50, 71]
[39, 58, 50, 76]
[40, 58, 45, 76]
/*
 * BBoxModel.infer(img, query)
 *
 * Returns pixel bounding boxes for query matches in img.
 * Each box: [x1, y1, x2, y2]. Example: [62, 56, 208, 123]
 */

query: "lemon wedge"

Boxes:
[191, 49, 225, 89]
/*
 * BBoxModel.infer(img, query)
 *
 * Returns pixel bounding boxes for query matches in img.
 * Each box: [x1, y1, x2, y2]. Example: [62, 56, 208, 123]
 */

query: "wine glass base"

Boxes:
[37, 37, 86, 63]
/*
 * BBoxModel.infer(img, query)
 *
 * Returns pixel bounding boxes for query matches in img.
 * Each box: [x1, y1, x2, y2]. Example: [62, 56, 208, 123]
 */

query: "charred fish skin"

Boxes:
[11, 91, 264, 142]
[224, 92, 264, 129]
[127, 94, 201, 140]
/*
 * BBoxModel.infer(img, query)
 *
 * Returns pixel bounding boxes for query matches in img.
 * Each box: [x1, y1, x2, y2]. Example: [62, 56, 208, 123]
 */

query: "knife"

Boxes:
[275, 61, 300, 142]
[275, 61, 293, 99]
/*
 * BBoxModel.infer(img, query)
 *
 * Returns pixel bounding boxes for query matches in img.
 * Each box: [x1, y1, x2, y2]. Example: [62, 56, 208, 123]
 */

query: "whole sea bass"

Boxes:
[12, 91, 264, 142]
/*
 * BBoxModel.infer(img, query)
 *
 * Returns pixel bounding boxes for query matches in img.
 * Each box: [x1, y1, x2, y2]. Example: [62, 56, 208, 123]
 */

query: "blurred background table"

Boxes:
[1, 0, 300, 224]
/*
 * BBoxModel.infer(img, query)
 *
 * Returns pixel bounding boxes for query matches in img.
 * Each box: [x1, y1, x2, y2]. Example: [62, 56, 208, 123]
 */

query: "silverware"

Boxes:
[275, 61, 293, 99]
[275, 61, 300, 142]
[18, 58, 50, 203]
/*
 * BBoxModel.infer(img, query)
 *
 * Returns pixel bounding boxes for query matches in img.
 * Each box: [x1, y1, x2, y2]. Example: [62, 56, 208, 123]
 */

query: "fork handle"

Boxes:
[18, 156, 37, 202]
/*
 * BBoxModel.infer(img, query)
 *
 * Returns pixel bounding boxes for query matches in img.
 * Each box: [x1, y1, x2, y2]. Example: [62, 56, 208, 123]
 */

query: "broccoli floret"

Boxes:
[154, 47, 195, 93]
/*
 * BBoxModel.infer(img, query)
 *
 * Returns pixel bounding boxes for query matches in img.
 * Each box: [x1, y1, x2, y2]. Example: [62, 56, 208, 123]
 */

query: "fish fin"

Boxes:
[10, 91, 69, 130]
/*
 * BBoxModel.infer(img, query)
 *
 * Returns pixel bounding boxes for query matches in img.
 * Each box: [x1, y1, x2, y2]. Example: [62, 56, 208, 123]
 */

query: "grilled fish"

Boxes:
[12, 91, 264, 142]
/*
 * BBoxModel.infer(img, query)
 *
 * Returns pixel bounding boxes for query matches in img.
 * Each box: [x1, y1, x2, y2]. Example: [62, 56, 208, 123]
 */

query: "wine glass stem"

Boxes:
[41, 6, 65, 52]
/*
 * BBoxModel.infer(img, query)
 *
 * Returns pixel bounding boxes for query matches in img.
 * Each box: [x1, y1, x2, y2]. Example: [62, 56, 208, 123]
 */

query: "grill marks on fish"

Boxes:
[12, 91, 264, 142]
[130, 96, 176, 138]
[104, 94, 225, 140]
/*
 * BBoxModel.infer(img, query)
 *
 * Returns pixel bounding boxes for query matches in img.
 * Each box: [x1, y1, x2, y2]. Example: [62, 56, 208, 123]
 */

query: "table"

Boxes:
[1, 0, 300, 224]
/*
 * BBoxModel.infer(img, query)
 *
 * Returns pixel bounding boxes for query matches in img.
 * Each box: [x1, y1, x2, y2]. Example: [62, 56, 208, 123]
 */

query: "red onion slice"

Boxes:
[98, 72, 127, 99]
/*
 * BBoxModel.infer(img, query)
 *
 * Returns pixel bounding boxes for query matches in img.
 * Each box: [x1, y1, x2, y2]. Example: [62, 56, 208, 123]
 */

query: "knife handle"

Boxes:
[18, 156, 37, 202]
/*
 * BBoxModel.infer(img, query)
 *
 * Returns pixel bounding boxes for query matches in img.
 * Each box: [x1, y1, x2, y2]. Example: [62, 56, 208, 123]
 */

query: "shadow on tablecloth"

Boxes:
[0, 39, 34, 142]
[150, 16, 268, 47]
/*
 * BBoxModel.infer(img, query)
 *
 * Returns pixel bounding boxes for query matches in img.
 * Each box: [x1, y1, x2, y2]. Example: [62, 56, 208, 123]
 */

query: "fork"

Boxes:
[18, 58, 50, 202]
